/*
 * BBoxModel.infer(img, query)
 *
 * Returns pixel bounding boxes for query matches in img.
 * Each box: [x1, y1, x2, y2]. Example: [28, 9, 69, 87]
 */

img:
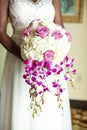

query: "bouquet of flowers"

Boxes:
[21, 19, 76, 118]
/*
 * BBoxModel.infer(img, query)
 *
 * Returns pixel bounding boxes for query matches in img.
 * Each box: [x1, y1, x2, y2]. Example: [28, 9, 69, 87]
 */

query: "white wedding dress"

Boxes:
[0, 0, 72, 130]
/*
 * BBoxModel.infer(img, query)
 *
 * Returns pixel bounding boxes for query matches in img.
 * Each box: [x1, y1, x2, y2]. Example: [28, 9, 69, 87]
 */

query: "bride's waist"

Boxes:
[12, 28, 25, 46]
[13, 26, 26, 34]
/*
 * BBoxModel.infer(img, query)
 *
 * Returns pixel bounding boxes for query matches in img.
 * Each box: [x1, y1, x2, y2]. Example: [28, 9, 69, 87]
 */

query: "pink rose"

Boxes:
[65, 32, 72, 42]
[23, 27, 30, 36]
[52, 30, 63, 39]
[35, 26, 49, 38]
[44, 50, 54, 62]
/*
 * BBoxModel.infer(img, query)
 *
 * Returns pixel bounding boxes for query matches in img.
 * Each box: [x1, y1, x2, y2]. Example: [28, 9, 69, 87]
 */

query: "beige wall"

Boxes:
[0, 45, 6, 86]
[65, 0, 87, 100]
[0, 0, 87, 100]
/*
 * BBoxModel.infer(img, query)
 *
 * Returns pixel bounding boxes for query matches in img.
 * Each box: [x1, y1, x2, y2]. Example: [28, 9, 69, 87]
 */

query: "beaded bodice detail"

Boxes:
[9, 0, 55, 32]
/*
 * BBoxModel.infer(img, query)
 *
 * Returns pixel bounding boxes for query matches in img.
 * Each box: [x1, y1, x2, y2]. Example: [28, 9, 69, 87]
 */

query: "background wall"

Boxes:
[65, 0, 87, 100]
[0, 0, 87, 100]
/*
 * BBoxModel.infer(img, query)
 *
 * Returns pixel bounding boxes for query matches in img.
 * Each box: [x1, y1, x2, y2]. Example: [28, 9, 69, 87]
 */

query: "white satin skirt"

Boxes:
[0, 51, 72, 130]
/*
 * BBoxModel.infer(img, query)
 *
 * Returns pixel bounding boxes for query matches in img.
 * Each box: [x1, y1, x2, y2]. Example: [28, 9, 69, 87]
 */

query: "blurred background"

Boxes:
[0, 0, 87, 130]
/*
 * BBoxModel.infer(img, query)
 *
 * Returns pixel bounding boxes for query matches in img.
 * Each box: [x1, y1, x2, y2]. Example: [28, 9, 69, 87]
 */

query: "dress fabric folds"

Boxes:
[0, 0, 72, 130]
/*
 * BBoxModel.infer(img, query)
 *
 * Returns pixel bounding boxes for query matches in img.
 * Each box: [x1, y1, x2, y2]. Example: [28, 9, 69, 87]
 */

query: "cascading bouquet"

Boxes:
[21, 19, 76, 118]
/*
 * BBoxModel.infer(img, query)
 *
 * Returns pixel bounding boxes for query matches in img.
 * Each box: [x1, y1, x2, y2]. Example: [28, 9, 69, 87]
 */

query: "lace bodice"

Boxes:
[9, 0, 55, 45]
[9, 0, 55, 32]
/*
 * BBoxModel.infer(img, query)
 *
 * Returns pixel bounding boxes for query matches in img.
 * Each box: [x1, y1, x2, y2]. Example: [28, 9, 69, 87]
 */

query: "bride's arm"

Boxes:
[0, 0, 22, 60]
[52, 0, 64, 28]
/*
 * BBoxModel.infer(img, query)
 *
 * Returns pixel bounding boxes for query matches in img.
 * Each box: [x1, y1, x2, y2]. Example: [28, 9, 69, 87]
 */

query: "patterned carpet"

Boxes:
[71, 108, 87, 130]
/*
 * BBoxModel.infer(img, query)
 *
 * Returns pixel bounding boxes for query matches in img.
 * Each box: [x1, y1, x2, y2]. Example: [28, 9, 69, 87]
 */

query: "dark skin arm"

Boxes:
[0, 0, 22, 60]
[0, 0, 63, 61]
[53, 0, 64, 28]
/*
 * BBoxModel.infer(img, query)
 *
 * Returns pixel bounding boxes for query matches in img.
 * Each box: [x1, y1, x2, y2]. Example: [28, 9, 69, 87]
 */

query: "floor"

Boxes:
[71, 108, 87, 130]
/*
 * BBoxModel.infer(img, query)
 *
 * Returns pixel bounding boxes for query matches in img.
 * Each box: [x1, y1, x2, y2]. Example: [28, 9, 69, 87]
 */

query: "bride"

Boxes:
[0, 0, 72, 130]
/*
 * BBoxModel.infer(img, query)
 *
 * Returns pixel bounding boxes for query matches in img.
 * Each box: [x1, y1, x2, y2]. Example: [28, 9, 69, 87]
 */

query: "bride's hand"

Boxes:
[0, 30, 22, 61]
